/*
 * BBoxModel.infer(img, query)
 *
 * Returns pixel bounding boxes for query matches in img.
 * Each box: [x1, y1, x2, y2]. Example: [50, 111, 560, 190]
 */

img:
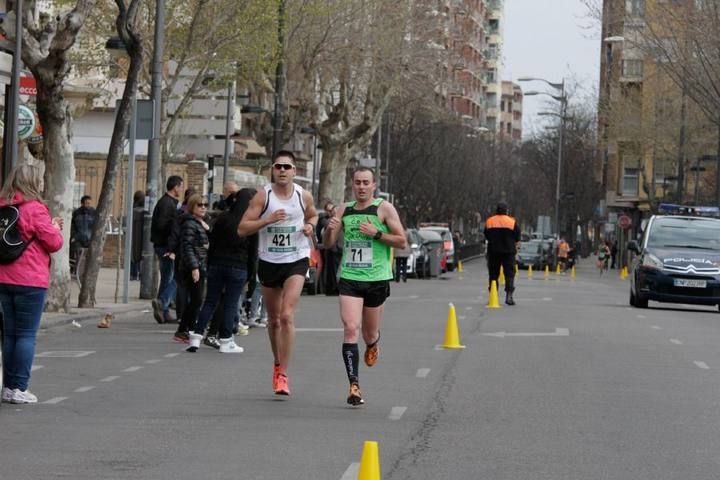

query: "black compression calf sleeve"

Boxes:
[342, 343, 359, 384]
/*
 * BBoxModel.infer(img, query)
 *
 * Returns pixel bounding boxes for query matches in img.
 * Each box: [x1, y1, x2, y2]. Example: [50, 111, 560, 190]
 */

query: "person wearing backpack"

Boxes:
[0, 163, 64, 404]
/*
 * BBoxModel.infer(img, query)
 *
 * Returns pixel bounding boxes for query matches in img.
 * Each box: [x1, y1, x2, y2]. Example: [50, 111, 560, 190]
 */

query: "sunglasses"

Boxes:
[197, 203, 209, 208]
[273, 163, 294, 171]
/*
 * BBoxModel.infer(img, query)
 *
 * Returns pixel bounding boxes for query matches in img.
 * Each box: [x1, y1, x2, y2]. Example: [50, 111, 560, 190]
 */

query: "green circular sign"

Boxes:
[18, 105, 36, 140]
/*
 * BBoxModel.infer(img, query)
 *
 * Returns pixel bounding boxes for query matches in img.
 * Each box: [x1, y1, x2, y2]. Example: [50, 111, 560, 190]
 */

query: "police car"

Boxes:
[628, 204, 720, 310]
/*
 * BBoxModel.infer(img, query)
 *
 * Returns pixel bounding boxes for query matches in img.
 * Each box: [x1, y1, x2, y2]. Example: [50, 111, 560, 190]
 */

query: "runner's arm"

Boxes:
[322, 204, 345, 248]
[377, 203, 407, 249]
[238, 190, 273, 237]
[301, 190, 319, 236]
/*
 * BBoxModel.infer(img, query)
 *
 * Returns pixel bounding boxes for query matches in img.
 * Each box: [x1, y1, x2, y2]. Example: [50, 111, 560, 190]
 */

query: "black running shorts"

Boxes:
[258, 258, 310, 288]
[338, 278, 390, 308]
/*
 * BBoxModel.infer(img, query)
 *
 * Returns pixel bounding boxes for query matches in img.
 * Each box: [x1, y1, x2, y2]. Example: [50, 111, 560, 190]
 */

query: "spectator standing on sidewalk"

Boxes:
[150, 176, 184, 324]
[173, 194, 210, 343]
[130, 191, 145, 281]
[70, 195, 96, 274]
[187, 188, 257, 353]
[0, 163, 64, 404]
[394, 233, 411, 282]
[484, 202, 521, 306]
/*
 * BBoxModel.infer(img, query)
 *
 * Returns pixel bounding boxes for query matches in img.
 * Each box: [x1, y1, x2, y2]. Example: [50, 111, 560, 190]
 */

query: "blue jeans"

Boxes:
[155, 246, 176, 312]
[195, 265, 247, 339]
[0, 284, 46, 391]
[249, 275, 266, 320]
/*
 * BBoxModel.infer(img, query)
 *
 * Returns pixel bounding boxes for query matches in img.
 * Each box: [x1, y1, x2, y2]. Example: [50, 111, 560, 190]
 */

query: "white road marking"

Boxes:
[164, 353, 180, 358]
[36, 350, 95, 358]
[416, 368, 431, 378]
[295, 328, 343, 332]
[409, 295, 419, 299]
[483, 328, 570, 338]
[43, 397, 68, 405]
[123, 366, 143, 372]
[100, 376, 120, 382]
[670, 339, 683, 345]
[340, 463, 359, 480]
[31, 365, 44, 371]
[543, 297, 553, 301]
[458, 315, 467, 320]
[74, 386, 95, 393]
[465, 306, 473, 311]
[651, 325, 662, 330]
[636, 314, 647, 319]
[694, 361, 710, 370]
[145, 359, 162, 364]
[389, 406, 407, 420]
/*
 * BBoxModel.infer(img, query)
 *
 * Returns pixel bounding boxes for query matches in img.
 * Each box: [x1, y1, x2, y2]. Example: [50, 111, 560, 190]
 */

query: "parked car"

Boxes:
[516, 241, 547, 270]
[405, 228, 425, 277]
[629, 214, 720, 309]
[419, 223, 456, 272]
[416, 229, 446, 278]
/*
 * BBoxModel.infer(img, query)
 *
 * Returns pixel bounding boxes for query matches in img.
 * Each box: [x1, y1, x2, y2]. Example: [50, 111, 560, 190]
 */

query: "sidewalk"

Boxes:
[41, 268, 152, 329]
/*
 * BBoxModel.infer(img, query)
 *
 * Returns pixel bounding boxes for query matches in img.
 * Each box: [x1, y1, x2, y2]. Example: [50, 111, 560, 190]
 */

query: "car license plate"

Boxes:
[673, 279, 707, 288]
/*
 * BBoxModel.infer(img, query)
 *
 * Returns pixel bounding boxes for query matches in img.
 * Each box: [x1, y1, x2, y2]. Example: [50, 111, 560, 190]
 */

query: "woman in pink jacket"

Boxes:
[0, 163, 63, 404]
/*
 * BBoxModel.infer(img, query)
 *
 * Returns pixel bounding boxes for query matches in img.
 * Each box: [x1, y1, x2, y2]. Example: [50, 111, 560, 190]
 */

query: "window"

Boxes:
[626, 0, 644, 16]
[623, 168, 640, 196]
[500, 100, 505, 112]
[622, 59, 643, 78]
[507, 122, 511, 134]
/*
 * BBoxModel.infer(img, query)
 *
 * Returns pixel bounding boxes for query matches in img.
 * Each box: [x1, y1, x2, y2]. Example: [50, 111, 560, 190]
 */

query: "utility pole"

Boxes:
[139, 0, 165, 299]
[272, 0, 286, 159]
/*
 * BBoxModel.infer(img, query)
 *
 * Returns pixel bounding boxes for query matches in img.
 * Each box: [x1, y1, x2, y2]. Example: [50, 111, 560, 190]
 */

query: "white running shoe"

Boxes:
[2, 387, 15, 403]
[187, 332, 203, 352]
[219, 337, 244, 354]
[236, 322, 250, 336]
[246, 318, 267, 328]
[11, 389, 38, 404]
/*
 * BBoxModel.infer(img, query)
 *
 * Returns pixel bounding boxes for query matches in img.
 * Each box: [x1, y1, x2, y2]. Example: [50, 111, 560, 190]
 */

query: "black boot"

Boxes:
[505, 293, 515, 306]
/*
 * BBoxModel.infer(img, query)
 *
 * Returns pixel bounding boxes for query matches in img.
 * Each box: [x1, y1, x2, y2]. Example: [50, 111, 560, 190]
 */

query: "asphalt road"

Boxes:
[3, 260, 720, 480]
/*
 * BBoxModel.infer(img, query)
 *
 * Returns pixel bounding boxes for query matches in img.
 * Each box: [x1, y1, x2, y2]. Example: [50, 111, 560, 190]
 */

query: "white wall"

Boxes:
[73, 110, 148, 156]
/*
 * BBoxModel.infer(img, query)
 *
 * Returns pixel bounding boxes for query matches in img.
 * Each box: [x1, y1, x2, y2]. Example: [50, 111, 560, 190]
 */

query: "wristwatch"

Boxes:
[373, 231, 383, 240]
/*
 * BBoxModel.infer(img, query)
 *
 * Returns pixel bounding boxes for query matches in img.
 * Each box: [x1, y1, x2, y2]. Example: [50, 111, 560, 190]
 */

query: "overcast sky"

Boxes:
[503, 0, 600, 136]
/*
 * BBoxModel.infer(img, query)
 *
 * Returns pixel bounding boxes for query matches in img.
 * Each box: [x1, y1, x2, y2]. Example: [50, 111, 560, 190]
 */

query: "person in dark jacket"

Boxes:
[150, 175, 184, 324]
[173, 194, 210, 343]
[187, 188, 258, 353]
[484, 202, 521, 305]
[70, 195, 96, 274]
[130, 190, 145, 280]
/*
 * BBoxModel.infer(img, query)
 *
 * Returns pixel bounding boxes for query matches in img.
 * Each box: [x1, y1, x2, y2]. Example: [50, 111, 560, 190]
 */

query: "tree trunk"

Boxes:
[41, 101, 74, 312]
[318, 145, 351, 203]
[78, 2, 144, 307]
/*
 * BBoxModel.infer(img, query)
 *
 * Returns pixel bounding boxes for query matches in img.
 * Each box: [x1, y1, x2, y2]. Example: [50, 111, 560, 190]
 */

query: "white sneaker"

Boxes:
[236, 322, 250, 336]
[218, 337, 244, 354]
[186, 332, 203, 353]
[2, 387, 15, 403]
[11, 389, 38, 404]
[246, 318, 267, 328]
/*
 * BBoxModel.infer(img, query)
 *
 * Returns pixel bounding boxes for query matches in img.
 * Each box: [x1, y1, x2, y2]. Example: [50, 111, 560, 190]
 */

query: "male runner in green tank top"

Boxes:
[323, 167, 407, 406]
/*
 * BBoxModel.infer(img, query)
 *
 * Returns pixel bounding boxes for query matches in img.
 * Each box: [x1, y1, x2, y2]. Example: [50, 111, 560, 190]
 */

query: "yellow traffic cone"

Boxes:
[457, 261, 463, 273]
[358, 441, 381, 480]
[487, 281, 501, 310]
[528, 264, 533, 279]
[621, 266, 628, 280]
[442, 303, 466, 348]
[499, 266, 506, 286]
[515, 263, 519, 274]
[556, 263, 561, 275]
[544, 265, 549, 278]
[571, 265, 576, 279]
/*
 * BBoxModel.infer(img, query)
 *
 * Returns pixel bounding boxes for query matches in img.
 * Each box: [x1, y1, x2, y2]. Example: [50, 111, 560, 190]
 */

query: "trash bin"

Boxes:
[428, 246, 442, 277]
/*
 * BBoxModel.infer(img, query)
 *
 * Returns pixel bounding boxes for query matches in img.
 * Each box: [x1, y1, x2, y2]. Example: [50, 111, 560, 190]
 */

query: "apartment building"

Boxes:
[597, 0, 718, 236]
[499, 80, 522, 143]
[436, 0, 505, 132]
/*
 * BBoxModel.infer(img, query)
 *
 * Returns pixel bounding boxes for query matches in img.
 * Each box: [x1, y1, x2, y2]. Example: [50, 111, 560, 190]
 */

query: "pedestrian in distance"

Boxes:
[130, 190, 145, 281]
[0, 163, 64, 405]
[69, 194, 96, 275]
[187, 188, 257, 354]
[610, 240, 618, 269]
[323, 167, 407, 406]
[238, 150, 319, 397]
[484, 202, 521, 305]
[173, 194, 210, 344]
[557, 237, 570, 272]
[150, 175, 184, 324]
[319, 199, 342, 295]
[393, 232, 411, 283]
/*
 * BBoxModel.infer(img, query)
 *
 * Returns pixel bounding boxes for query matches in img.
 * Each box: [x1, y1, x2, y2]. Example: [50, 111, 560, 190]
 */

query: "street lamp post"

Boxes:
[519, 77, 567, 238]
[139, 0, 165, 299]
[272, 0, 286, 158]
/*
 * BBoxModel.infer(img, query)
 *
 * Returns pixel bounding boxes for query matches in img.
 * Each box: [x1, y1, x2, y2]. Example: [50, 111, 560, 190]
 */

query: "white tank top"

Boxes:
[258, 183, 311, 264]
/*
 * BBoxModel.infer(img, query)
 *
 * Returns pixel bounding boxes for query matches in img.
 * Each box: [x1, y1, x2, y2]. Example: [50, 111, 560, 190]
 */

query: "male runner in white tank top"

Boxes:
[238, 150, 318, 396]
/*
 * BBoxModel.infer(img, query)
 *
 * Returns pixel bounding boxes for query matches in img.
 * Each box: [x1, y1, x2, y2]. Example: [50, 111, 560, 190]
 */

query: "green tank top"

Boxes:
[340, 198, 392, 281]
